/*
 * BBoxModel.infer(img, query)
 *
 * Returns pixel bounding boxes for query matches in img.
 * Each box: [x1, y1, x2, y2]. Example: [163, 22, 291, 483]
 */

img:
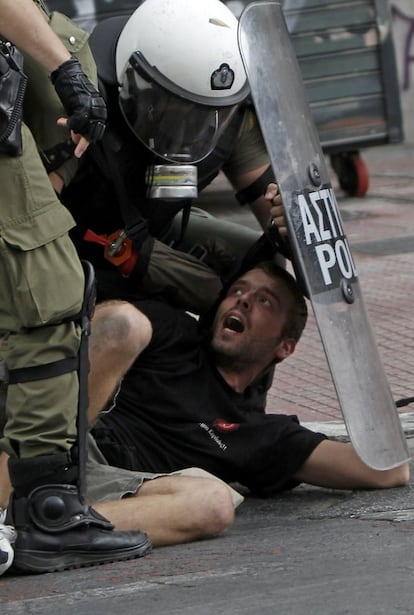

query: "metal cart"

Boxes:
[280, 0, 403, 196]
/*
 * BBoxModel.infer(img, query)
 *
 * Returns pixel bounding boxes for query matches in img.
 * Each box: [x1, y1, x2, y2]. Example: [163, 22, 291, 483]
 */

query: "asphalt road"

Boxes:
[2, 436, 414, 615]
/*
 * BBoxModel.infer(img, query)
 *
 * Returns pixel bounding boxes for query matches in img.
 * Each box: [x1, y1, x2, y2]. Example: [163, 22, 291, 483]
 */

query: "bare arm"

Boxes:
[0, 0, 71, 71]
[0, 0, 106, 157]
[294, 439, 410, 490]
[228, 164, 273, 230]
[225, 164, 272, 230]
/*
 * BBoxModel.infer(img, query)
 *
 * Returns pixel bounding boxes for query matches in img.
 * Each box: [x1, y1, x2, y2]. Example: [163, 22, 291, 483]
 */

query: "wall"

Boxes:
[391, 0, 414, 143]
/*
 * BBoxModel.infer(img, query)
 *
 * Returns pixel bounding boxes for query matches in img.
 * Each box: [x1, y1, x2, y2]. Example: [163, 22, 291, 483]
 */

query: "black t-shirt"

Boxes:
[92, 300, 326, 497]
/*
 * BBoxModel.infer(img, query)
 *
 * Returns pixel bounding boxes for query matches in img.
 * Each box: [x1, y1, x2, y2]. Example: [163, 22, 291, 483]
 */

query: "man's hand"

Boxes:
[51, 57, 107, 157]
[264, 183, 287, 236]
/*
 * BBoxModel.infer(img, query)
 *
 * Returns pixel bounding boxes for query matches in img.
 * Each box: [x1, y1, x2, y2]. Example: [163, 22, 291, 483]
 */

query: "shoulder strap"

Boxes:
[197, 108, 245, 191]
[33, 0, 50, 17]
[92, 127, 194, 245]
[90, 131, 149, 241]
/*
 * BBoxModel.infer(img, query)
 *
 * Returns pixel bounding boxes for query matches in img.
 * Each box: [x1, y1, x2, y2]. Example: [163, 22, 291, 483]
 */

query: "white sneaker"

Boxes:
[0, 508, 16, 576]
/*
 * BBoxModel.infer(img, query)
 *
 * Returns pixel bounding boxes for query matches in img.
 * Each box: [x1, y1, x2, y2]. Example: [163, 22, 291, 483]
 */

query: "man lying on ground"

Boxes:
[0, 261, 409, 574]
[87, 260, 409, 521]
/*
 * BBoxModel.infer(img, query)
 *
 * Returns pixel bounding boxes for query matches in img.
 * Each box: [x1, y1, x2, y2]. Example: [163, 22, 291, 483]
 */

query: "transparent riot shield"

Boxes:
[238, 1, 408, 469]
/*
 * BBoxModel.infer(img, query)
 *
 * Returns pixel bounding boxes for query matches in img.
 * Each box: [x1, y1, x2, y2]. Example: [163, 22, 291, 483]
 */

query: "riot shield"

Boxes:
[238, 1, 408, 469]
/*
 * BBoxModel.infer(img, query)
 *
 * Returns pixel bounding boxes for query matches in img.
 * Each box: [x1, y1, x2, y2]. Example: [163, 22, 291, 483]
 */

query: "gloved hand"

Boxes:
[51, 57, 107, 143]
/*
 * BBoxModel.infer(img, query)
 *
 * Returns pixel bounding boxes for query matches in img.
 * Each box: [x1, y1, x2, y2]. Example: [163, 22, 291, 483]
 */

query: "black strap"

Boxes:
[33, 0, 50, 15]
[92, 130, 193, 247]
[197, 106, 245, 191]
[8, 356, 78, 385]
[91, 131, 146, 235]
[235, 165, 275, 205]
[76, 259, 95, 500]
[174, 200, 192, 247]
[40, 138, 76, 174]
[396, 397, 414, 408]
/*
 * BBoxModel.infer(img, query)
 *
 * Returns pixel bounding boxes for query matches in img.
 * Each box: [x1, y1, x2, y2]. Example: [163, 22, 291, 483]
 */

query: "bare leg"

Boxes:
[88, 301, 152, 424]
[93, 475, 235, 546]
[3, 449, 238, 547]
[3, 304, 235, 550]
[0, 451, 11, 510]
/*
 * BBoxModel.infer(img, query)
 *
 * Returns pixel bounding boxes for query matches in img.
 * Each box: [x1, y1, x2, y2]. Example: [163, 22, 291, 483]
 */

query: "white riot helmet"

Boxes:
[116, 0, 249, 163]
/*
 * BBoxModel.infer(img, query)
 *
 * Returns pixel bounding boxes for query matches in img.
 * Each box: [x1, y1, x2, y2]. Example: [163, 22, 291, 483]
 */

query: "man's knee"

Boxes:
[92, 301, 149, 359]
[143, 474, 235, 537]
[197, 480, 235, 537]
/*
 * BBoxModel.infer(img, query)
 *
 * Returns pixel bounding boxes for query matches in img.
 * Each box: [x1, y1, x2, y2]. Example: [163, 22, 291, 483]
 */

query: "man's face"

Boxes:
[211, 268, 295, 368]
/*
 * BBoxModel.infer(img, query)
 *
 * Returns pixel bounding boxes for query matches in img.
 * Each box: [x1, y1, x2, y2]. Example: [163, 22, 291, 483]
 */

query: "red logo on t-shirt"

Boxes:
[212, 419, 240, 433]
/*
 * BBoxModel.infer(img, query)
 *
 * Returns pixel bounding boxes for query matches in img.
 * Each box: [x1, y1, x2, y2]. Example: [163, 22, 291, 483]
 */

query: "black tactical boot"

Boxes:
[7, 454, 152, 574]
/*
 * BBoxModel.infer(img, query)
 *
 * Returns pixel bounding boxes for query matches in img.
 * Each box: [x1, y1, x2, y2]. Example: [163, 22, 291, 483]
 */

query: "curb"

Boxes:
[302, 412, 414, 442]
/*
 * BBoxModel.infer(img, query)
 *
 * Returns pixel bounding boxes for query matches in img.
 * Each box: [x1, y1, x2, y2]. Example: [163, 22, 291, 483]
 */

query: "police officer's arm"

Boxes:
[229, 163, 275, 230]
[0, 0, 71, 72]
[222, 108, 283, 230]
[0, 0, 106, 157]
[226, 163, 287, 241]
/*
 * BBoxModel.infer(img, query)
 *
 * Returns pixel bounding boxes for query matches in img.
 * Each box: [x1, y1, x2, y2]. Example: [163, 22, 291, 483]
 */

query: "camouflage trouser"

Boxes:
[0, 124, 84, 458]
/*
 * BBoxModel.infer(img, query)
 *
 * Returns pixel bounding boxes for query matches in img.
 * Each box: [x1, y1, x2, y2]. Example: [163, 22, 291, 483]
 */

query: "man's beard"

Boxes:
[211, 338, 249, 369]
[211, 334, 281, 371]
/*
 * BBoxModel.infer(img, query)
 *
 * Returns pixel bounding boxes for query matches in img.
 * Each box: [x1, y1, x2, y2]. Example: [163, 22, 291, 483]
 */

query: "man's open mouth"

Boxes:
[223, 315, 244, 333]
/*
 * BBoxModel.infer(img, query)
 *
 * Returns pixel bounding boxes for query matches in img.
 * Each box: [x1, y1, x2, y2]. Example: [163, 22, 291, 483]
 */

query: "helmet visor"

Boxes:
[118, 58, 239, 164]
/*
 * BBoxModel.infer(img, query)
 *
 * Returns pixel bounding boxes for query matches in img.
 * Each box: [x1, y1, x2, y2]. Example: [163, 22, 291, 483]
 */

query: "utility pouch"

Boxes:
[0, 41, 27, 156]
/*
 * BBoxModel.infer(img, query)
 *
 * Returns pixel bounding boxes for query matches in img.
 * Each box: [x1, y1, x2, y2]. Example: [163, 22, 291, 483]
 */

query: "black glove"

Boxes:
[51, 57, 107, 143]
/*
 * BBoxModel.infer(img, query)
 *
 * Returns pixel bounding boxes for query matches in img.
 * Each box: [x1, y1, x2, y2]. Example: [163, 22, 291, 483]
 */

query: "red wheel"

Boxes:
[330, 152, 370, 197]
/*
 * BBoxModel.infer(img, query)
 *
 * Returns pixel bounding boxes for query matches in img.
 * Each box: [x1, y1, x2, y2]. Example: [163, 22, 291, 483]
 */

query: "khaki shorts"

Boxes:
[86, 434, 244, 509]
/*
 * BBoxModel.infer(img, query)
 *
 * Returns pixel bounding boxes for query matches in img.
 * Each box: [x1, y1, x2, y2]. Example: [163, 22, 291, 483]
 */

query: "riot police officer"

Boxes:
[59, 0, 280, 314]
[0, 0, 151, 574]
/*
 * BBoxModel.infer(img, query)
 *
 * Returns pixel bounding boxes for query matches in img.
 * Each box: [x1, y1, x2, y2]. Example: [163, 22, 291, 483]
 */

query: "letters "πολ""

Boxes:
[297, 188, 357, 286]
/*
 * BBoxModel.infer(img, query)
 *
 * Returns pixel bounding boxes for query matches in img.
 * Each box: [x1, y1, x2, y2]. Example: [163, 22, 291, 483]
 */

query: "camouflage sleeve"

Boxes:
[222, 107, 270, 177]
